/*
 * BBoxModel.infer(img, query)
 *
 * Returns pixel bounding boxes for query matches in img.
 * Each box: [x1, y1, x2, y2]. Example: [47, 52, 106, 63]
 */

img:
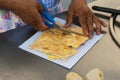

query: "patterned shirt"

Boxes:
[43, 0, 58, 8]
[0, 10, 25, 33]
[42, 0, 63, 15]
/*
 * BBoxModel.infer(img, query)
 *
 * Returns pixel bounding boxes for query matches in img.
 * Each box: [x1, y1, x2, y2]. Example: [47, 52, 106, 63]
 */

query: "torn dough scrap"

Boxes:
[66, 72, 83, 80]
[66, 68, 104, 80]
[86, 68, 104, 80]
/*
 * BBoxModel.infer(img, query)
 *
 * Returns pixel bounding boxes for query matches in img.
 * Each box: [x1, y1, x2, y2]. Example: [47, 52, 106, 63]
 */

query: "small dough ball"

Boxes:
[86, 68, 104, 80]
[66, 72, 83, 80]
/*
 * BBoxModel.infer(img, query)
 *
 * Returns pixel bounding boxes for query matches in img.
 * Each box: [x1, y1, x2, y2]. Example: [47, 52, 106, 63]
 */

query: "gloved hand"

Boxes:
[64, 0, 107, 38]
[6, 0, 48, 31]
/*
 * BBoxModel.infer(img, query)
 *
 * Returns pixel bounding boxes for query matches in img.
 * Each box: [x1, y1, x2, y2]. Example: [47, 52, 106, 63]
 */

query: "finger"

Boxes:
[36, 15, 48, 31]
[87, 13, 94, 38]
[36, 2, 44, 11]
[101, 20, 107, 27]
[95, 22, 101, 35]
[64, 9, 74, 28]
[35, 23, 48, 31]
[93, 16, 102, 35]
[32, 9, 48, 31]
[93, 16, 107, 35]
[96, 20, 107, 35]
[79, 13, 89, 36]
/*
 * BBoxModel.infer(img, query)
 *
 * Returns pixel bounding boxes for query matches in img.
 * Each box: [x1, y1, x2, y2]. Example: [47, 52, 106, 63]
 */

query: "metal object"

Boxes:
[53, 23, 87, 37]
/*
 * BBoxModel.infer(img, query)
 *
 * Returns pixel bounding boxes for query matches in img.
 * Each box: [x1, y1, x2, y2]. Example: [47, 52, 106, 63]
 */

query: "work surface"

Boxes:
[0, 0, 120, 80]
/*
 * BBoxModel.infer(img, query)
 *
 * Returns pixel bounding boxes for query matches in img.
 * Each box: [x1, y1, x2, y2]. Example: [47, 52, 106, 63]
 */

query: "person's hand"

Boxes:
[7, 0, 48, 31]
[64, 0, 107, 38]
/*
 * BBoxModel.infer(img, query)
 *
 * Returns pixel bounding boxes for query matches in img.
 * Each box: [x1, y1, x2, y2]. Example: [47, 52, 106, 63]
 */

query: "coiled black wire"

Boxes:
[109, 14, 120, 47]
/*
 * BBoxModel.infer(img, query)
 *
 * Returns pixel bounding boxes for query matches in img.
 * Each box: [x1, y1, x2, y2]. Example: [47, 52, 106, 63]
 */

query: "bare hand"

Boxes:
[7, 0, 48, 31]
[64, 0, 107, 38]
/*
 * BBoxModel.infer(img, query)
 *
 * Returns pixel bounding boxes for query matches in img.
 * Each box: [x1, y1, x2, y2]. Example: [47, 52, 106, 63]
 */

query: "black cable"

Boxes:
[109, 14, 120, 47]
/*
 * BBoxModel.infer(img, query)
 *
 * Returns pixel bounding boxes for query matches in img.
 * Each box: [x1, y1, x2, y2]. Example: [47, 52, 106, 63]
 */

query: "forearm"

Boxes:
[0, 0, 9, 9]
[0, 0, 16, 10]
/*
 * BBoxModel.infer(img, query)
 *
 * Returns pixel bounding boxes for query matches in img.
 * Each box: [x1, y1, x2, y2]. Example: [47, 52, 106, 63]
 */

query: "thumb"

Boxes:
[34, 22, 48, 31]
[36, 2, 44, 11]
[31, 9, 48, 31]
[64, 9, 73, 28]
[35, 14, 49, 31]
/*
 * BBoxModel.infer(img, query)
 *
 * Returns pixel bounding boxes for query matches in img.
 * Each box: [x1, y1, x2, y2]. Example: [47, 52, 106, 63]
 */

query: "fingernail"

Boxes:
[85, 32, 89, 36]
[97, 32, 100, 35]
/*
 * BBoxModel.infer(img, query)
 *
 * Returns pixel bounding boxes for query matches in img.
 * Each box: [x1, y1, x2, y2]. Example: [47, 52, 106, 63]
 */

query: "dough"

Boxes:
[66, 72, 83, 80]
[86, 68, 104, 80]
